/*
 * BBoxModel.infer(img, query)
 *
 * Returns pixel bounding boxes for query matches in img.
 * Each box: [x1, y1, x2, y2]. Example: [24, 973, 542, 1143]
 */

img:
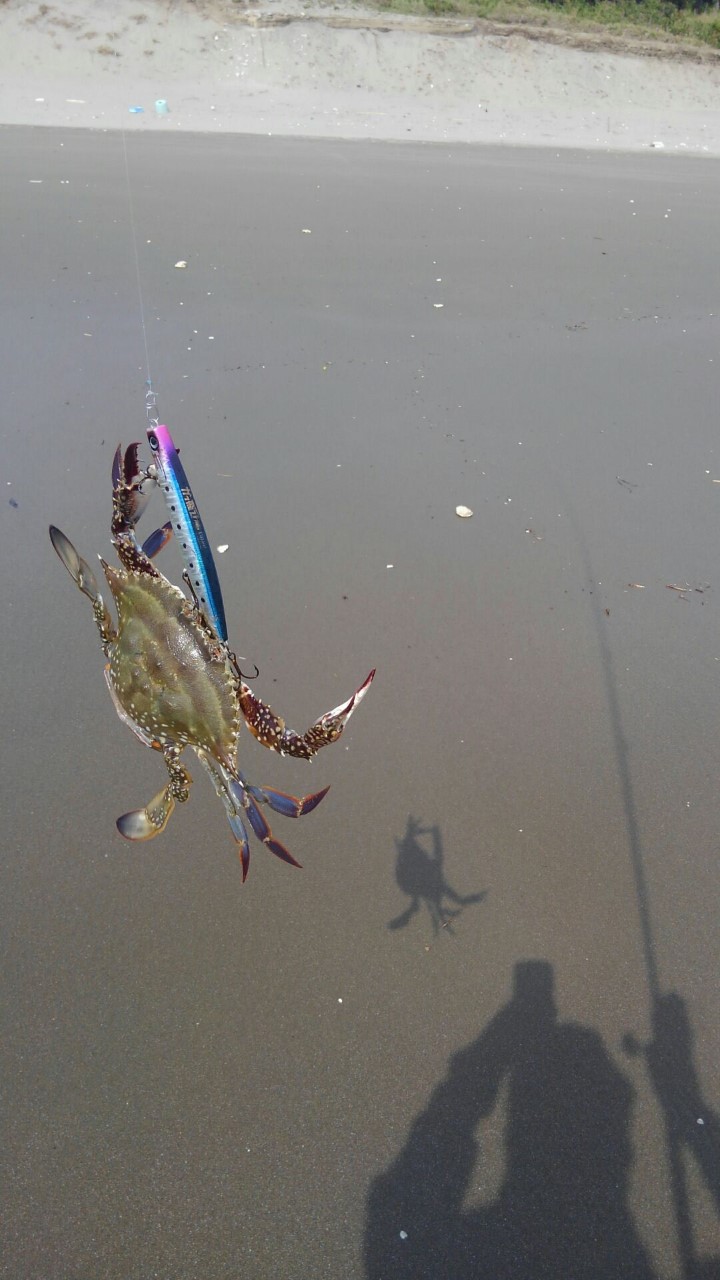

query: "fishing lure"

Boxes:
[144, 423, 228, 643]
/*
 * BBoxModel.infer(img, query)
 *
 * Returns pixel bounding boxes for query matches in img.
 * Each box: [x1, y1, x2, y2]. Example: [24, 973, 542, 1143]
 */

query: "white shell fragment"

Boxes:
[175, 260, 188, 268]
[455, 505, 473, 518]
[217, 544, 229, 554]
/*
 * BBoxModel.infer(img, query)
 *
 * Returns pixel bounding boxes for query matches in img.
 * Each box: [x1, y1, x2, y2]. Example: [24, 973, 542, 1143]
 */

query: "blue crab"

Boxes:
[49, 442, 374, 879]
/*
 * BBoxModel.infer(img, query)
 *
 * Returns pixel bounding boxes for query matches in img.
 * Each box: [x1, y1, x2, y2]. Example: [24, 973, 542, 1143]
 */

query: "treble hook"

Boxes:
[229, 651, 260, 683]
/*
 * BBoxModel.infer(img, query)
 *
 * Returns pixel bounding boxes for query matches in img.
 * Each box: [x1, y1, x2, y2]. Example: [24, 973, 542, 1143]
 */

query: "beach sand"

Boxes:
[3, 5, 720, 1278]
[1, 0, 720, 151]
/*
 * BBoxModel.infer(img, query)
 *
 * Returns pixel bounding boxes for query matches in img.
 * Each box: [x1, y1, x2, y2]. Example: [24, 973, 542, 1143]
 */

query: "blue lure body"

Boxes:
[146, 423, 228, 643]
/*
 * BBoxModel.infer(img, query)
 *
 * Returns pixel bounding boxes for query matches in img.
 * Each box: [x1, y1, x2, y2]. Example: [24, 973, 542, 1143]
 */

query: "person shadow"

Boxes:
[364, 960, 658, 1280]
[388, 815, 487, 934]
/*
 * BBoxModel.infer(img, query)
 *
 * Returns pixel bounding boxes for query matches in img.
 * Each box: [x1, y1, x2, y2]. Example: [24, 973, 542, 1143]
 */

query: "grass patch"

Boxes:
[376, 0, 720, 49]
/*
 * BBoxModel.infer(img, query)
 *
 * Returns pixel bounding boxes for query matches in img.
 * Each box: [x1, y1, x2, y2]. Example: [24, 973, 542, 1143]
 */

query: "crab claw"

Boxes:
[116, 786, 176, 841]
[239, 669, 375, 759]
[111, 442, 143, 490]
[49, 525, 101, 601]
[112, 443, 152, 528]
[307, 669, 376, 749]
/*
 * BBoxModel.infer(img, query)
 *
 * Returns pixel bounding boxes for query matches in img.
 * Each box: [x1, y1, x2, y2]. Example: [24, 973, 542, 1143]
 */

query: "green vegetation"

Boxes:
[377, 0, 720, 50]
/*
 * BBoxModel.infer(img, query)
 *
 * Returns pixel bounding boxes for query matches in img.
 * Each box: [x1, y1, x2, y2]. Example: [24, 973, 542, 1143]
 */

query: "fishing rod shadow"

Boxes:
[625, 993, 720, 1224]
[566, 496, 719, 1280]
[387, 815, 487, 935]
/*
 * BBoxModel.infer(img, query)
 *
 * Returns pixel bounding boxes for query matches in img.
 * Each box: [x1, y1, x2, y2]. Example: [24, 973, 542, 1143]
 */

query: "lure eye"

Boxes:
[148, 433, 159, 451]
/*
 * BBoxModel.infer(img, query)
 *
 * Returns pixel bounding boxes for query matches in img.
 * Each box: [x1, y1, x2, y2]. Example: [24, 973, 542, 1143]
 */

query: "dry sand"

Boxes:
[2, 0, 720, 152]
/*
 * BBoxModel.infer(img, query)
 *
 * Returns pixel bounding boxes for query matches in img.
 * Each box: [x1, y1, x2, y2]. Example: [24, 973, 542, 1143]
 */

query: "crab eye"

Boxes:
[148, 433, 159, 451]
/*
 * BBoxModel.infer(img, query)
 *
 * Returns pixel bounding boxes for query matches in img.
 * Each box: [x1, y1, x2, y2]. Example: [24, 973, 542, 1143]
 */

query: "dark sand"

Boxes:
[2, 128, 720, 1278]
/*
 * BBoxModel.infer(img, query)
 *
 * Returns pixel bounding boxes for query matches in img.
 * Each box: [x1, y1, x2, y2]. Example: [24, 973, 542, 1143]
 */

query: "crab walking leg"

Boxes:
[116, 746, 193, 841]
[225, 777, 303, 870]
[196, 752, 332, 878]
[238, 669, 376, 760]
[241, 777, 330, 819]
[196, 750, 252, 879]
[141, 521, 174, 560]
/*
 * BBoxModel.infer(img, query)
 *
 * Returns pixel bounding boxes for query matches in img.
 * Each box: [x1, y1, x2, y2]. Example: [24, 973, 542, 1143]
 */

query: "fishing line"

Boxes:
[118, 133, 256, 672]
[120, 129, 159, 427]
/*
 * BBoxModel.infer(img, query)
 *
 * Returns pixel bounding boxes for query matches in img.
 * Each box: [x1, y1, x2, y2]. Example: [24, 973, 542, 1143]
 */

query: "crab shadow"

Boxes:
[387, 815, 486, 935]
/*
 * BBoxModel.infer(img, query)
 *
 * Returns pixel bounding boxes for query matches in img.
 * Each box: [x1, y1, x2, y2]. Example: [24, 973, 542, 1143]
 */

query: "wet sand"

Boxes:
[2, 129, 720, 1277]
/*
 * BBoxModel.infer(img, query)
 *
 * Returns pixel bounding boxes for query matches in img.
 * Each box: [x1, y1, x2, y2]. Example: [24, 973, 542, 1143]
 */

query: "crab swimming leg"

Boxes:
[238, 669, 376, 760]
[49, 525, 117, 650]
[116, 746, 193, 842]
[115, 783, 176, 841]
